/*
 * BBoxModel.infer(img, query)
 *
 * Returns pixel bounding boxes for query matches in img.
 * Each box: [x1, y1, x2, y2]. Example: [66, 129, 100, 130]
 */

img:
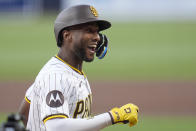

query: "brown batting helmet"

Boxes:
[54, 4, 111, 47]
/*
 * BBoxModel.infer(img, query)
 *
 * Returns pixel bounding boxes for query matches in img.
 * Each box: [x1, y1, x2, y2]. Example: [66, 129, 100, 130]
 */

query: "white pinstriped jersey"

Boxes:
[25, 56, 92, 131]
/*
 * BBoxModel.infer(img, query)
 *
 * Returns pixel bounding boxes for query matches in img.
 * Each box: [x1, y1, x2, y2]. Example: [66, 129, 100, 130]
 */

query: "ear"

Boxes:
[62, 30, 71, 42]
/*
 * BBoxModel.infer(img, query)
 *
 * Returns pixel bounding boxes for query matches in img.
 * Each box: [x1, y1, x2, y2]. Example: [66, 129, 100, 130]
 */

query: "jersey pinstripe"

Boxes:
[25, 56, 92, 131]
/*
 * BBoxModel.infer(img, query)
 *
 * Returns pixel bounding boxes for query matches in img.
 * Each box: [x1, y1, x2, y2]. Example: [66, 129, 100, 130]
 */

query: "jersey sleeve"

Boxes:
[39, 73, 71, 123]
[25, 83, 34, 103]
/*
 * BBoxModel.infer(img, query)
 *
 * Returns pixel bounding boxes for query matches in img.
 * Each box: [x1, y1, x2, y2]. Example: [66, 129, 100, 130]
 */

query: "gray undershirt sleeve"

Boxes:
[45, 113, 112, 131]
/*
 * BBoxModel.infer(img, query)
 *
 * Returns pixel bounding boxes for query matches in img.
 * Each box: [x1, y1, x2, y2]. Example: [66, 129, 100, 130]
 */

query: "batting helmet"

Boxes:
[54, 5, 111, 47]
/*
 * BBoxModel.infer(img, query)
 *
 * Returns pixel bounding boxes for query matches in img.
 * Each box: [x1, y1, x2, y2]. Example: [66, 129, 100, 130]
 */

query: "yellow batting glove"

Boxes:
[108, 103, 139, 127]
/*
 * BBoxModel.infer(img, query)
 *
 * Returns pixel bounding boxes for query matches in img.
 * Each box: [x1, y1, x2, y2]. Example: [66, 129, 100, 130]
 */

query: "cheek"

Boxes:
[71, 33, 81, 45]
[72, 32, 90, 48]
[79, 34, 89, 46]
[82, 34, 91, 44]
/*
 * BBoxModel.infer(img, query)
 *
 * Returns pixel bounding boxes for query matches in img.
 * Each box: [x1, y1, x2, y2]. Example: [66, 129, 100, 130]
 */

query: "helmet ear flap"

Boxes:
[98, 46, 108, 59]
[96, 33, 108, 59]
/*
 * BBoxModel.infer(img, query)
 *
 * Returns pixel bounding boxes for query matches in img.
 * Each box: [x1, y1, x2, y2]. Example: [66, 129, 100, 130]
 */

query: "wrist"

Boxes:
[108, 112, 115, 124]
[108, 108, 122, 124]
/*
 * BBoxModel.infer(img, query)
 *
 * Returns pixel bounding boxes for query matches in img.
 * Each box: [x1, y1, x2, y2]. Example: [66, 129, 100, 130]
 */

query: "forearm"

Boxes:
[45, 113, 112, 131]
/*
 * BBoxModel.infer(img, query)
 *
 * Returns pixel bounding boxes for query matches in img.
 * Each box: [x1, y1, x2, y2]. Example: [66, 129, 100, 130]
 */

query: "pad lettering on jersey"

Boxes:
[46, 90, 64, 108]
[73, 94, 92, 118]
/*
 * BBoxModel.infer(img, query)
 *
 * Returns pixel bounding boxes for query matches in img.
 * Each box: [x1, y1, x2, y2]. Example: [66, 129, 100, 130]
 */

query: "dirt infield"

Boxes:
[0, 80, 196, 116]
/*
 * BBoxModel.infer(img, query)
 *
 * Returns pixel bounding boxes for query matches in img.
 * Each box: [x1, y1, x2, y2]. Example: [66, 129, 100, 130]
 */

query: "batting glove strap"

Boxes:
[108, 108, 125, 124]
[108, 111, 129, 125]
[108, 103, 139, 127]
[108, 111, 115, 124]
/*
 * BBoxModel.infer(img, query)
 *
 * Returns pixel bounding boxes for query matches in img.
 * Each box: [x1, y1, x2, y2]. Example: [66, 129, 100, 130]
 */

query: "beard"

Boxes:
[74, 44, 94, 62]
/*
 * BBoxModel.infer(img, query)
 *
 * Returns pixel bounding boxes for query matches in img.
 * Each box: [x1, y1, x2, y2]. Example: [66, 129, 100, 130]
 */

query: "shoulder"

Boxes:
[43, 57, 71, 72]
[35, 57, 73, 80]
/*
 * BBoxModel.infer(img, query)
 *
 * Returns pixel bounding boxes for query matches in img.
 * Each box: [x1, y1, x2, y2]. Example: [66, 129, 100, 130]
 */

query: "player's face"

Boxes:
[70, 23, 100, 62]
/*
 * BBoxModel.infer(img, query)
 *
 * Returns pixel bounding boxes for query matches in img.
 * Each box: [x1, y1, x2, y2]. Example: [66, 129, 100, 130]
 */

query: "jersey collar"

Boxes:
[55, 55, 86, 77]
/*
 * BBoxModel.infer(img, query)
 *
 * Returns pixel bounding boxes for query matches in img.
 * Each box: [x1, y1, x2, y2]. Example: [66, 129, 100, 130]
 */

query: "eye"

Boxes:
[86, 28, 93, 33]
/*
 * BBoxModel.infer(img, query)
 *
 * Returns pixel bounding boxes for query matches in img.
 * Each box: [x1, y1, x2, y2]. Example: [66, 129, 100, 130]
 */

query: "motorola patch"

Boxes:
[46, 90, 64, 108]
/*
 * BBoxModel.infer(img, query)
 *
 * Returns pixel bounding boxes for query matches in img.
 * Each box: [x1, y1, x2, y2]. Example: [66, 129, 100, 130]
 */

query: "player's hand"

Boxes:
[96, 33, 108, 59]
[109, 103, 139, 127]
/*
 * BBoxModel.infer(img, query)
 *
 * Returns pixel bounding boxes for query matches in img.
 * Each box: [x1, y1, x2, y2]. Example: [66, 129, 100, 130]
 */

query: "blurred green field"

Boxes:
[103, 116, 196, 131]
[0, 113, 196, 131]
[0, 17, 196, 80]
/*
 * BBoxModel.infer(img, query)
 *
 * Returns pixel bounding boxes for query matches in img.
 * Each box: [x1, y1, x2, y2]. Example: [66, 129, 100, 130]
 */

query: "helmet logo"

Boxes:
[90, 6, 98, 17]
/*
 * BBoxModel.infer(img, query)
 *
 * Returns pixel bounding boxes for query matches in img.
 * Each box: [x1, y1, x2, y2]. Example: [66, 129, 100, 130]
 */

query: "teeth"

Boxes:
[88, 45, 97, 48]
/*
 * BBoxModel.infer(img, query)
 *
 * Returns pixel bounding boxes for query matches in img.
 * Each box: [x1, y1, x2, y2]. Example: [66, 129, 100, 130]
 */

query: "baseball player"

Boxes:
[18, 5, 139, 131]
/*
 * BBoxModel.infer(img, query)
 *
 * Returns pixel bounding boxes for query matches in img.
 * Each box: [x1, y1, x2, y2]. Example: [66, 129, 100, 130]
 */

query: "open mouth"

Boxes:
[88, 45, 97, 53]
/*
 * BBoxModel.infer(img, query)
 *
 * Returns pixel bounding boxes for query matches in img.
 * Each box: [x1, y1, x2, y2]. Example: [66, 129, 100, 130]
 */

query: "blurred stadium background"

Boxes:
[0, 0, 196, 130]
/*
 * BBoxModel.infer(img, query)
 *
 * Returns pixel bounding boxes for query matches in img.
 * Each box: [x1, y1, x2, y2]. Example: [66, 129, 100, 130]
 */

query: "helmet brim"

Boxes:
[64, 19, 111, 31]
[93, 20, 111, 31]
